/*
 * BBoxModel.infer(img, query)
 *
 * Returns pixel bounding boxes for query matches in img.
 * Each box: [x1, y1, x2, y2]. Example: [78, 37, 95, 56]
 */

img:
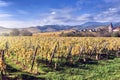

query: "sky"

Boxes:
[0, 0, 120, 28]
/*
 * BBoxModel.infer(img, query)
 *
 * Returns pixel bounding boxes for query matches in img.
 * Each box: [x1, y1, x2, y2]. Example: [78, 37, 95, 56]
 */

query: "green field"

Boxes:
[4, 58, 120, 80]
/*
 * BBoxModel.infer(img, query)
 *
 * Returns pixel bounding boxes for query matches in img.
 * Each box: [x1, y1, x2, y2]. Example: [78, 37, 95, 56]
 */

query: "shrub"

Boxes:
[20, 29, 32, 36]
[10, 29, 20, 36]
[111, 32, 120, 37]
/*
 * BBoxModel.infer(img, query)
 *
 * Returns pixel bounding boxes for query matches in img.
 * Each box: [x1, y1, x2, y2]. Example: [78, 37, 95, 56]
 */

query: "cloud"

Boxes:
[94, 7, 120, 22]
[0, 20, 40, 28]
[0, 0, 11, 7]
[77, 14, 93, 21]
[39, 6, 120, 26]
[38, 8, 75, 25]
[103, 0, 120, 8]
[98, 0, 120, 22]
[50, 7, 76, 15]
[38, 7, 93, 25]
[0, 13, 12, 17]
[51, 11, 56, 15]
[37, 1, 120, 26]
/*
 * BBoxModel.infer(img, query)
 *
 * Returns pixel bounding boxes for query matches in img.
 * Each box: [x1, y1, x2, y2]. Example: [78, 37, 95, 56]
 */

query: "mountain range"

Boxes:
[0, 22, 120, 34]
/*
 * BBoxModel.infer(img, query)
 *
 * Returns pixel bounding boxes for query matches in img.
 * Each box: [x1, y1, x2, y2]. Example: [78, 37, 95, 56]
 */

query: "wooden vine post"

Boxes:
[49, 45, 57, 64]
[66, 45, 73, 64]
[0, 50, 6, 78]
[30, 45, 39, 72]
[77, 46, 84, 61]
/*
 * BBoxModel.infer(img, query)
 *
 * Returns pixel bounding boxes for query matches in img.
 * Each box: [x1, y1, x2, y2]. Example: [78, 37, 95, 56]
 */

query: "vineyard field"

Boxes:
[0, 36, 120, 80]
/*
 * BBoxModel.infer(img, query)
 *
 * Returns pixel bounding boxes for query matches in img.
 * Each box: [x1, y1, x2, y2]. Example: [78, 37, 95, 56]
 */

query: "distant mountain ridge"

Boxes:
[0, 22, 120, 35]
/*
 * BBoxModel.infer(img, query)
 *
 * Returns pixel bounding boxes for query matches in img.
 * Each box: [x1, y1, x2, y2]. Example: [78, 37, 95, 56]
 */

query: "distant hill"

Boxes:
[0, 22, 120, 35]
[0, 27, 12, 35]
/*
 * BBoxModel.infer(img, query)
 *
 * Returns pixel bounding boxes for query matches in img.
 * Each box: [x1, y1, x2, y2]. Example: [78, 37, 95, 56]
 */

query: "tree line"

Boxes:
[2, 29, 32, 36]
[59, 30, 120, 37]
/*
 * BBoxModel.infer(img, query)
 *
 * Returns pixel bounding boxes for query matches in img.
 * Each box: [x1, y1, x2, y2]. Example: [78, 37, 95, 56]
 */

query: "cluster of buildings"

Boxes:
[78, 23, 120, 33]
